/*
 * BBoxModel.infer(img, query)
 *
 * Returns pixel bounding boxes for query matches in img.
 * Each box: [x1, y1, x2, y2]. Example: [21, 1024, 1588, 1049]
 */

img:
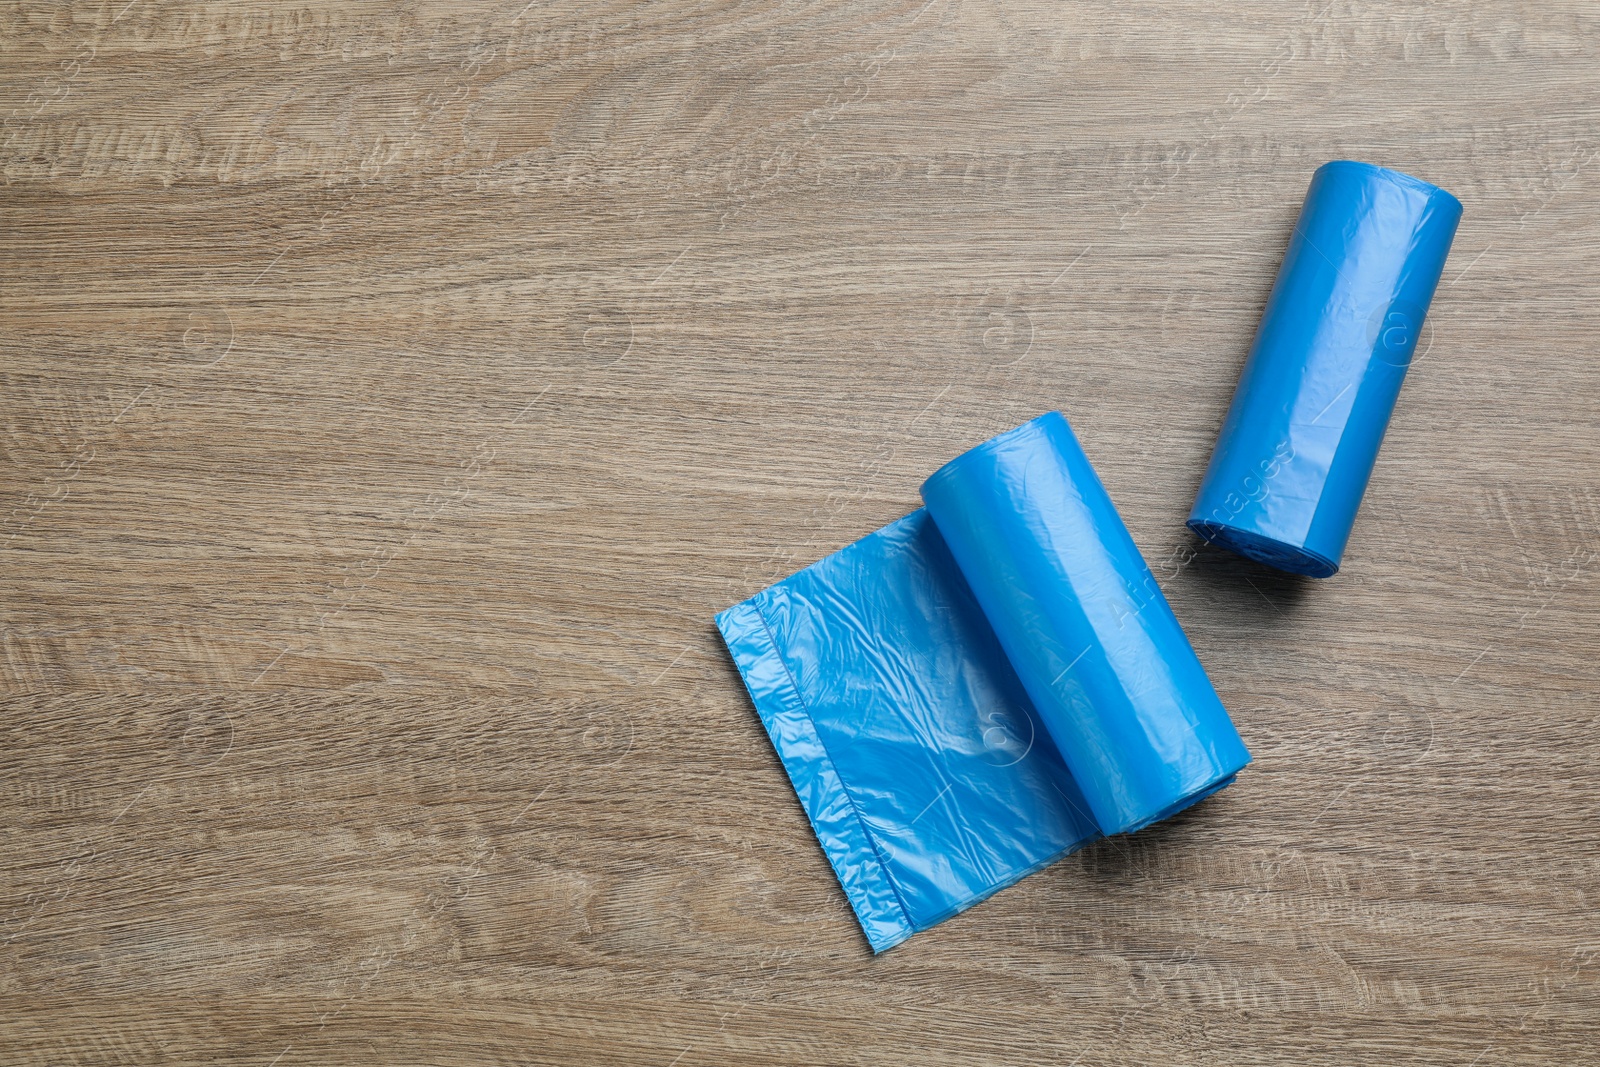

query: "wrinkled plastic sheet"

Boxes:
[718, 413, 1251, 951]
[1189, 160, 1463, 577]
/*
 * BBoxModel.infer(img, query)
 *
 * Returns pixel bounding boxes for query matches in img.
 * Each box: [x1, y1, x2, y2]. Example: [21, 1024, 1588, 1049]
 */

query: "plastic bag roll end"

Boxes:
[1186, 518, 1340, 579]
[1119, 772, 1242, 836]
[1097, 727, 1252, 836]
[1316, 159, 1464, 218]
[919, 412, 1059, 500]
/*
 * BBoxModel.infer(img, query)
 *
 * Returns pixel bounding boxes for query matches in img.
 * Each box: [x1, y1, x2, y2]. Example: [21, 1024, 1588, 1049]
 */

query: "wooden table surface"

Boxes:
[3, 2, 1598, 1063]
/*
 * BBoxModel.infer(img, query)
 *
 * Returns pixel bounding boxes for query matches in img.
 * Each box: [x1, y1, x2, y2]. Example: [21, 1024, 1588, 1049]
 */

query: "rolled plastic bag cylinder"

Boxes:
[921, 413, 1250, 836]
[1187, 160, 1463, 577]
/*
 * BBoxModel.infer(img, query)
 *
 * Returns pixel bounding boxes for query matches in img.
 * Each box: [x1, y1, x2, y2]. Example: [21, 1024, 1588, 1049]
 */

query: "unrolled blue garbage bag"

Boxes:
[717, 413, 1250, 951]
[1188, 161, 1463, 577]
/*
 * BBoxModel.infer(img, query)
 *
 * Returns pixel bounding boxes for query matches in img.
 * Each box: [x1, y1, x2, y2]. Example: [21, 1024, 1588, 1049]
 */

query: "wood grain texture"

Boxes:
[3, 1, 1598, 1063]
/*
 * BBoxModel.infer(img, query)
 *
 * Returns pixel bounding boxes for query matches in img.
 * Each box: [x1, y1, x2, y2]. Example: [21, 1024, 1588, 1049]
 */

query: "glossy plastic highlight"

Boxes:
[1188, 161, 1462, 577]
[717, 413, 1250, 952]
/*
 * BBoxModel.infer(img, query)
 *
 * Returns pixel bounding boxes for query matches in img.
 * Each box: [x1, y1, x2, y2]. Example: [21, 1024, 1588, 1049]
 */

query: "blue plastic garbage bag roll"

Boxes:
[716, 412, 1250, 952]
[1188, 160, 1463, 577]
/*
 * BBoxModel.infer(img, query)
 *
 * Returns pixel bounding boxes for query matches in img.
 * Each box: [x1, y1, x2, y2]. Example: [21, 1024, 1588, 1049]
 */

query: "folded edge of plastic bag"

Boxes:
[716, 596, 917, 952]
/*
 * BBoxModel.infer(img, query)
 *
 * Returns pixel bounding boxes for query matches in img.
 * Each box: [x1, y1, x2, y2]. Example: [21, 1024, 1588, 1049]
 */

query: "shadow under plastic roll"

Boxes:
[1188, 160, 1463, 577]
[921, 413, 1251, 836]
